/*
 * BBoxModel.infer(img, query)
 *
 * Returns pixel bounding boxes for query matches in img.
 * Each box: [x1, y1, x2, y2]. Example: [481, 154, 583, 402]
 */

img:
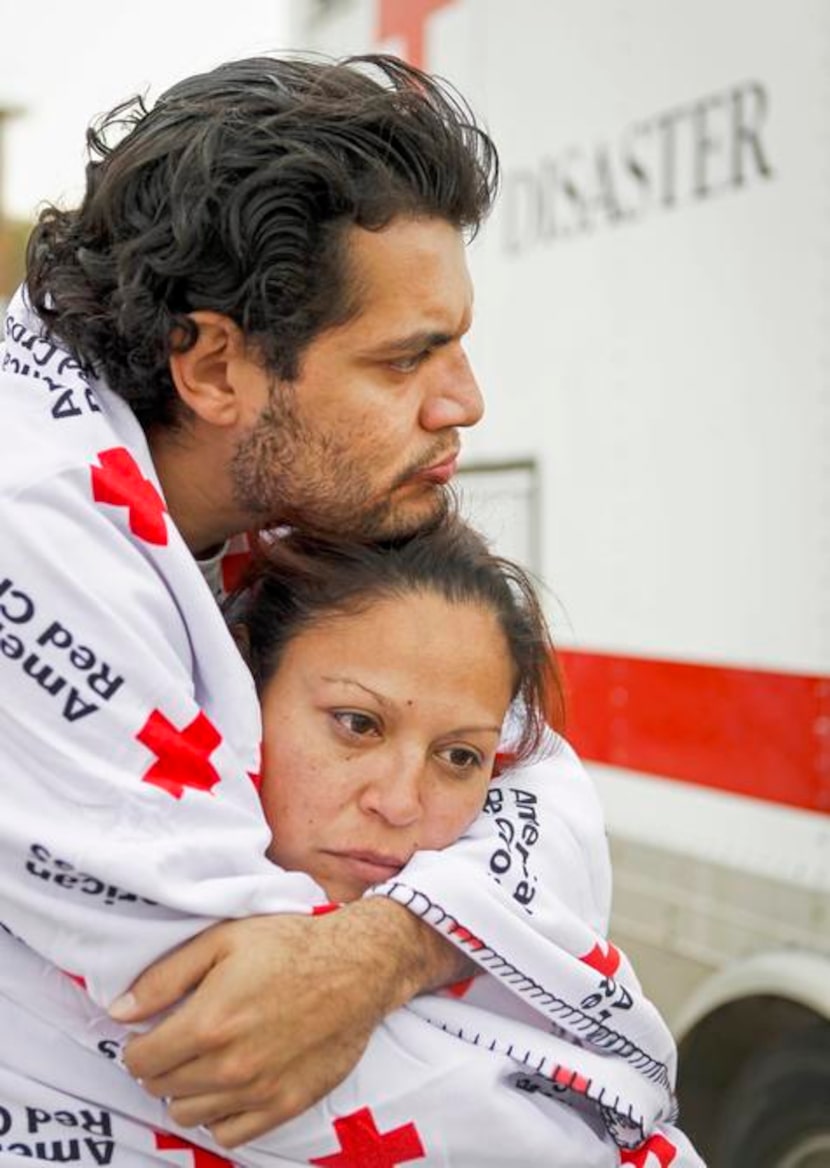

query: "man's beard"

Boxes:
[230, 391, 450, 542]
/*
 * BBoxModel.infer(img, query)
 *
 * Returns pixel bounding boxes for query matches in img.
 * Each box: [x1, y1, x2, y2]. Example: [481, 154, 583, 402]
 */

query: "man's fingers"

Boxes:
[209, 1103, 309, 1150]
[109, 926, 226, 1023]
[122, 1018, 198, 1082]
[166, 1090, 305, 1142]
[122, 990, 231, 1081]
[165, 1092, 240, 1131]
[159, 1043, 342, 1144]
[130, 1041, 259, 1101]
[116, 910, 408, 1143]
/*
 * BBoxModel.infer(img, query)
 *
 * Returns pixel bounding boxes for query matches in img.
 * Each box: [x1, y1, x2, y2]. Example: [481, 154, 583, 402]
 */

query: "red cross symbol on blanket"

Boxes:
[580, 938, 622, 978]
[247, 741, 263, 794]
[310, 1106, 425, 1167]
[154, 1131, 233, 1168]
[60, 969, 87, 991]
[137, 709, 222, 798]
[619, 1132, 678, 1167]
[91, 447, 168, 546]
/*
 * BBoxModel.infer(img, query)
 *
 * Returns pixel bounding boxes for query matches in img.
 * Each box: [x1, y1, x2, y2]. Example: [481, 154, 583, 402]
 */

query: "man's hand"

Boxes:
[110, 898, 471, 1147]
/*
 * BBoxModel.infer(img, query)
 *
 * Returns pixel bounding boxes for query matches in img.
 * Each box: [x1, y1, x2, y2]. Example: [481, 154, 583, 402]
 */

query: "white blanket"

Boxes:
[0, 289, 704, 1166]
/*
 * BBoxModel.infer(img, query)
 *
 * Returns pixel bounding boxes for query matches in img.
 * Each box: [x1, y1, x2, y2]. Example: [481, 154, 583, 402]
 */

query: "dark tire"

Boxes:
[715, 1024, 830, 1168]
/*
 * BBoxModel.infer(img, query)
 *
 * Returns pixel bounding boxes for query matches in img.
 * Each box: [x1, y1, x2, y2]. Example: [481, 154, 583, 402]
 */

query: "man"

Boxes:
[0, 54, 695, 1165]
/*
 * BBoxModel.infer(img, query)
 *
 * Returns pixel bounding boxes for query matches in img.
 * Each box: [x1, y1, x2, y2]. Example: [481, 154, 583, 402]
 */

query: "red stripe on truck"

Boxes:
[558, 650, 830, 813]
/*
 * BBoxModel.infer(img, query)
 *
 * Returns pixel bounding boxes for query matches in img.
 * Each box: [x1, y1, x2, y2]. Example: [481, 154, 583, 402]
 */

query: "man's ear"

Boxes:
[168, 311, 252, 427]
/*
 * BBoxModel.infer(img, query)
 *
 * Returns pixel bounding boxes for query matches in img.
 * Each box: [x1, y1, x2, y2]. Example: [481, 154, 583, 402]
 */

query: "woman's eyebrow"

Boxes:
[445, 724, 503, 737]
[321, 674, 391, 707]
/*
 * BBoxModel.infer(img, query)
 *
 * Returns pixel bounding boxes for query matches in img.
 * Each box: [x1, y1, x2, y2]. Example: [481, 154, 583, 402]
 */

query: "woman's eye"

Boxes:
[332, 710, 381, 738]
[439, 746, 484, 772]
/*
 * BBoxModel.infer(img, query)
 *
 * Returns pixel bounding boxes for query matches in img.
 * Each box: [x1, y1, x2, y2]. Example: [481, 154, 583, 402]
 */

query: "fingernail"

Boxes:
[108, 992, 137, 1020]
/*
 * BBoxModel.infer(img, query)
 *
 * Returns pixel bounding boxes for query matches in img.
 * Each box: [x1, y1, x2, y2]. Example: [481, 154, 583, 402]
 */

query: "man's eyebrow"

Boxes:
[321, 674, 391, 707]
[362, 329, 454, 356]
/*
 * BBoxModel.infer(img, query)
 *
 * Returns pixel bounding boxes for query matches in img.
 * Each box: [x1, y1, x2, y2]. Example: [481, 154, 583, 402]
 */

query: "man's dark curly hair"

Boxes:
[26, 54, 499, 429]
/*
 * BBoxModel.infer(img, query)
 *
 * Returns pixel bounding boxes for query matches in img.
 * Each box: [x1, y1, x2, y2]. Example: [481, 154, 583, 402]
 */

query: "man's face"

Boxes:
[231, 216, 482, 540]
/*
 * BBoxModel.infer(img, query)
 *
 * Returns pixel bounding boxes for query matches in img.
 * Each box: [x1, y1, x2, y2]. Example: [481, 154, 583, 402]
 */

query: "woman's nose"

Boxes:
[359, 757, 424, 827]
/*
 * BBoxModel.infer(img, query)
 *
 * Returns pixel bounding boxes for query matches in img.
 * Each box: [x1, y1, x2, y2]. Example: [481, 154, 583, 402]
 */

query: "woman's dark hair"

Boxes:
[26, 54, 498, 429]
[230, 515, 564, 765]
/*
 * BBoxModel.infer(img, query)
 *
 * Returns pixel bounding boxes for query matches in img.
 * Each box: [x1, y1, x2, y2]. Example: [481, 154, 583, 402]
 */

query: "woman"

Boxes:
[0, 517, 702, 1165]
[236, 516, 559, 907]
[221, 516, 702, 1165]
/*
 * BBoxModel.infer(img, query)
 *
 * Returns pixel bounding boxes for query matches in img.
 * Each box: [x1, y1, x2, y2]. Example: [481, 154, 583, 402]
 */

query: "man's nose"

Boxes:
[419, 347, 484, 432]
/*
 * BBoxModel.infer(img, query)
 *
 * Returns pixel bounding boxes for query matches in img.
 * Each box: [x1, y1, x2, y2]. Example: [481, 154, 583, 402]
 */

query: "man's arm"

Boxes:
[117, 898, 471, 1146]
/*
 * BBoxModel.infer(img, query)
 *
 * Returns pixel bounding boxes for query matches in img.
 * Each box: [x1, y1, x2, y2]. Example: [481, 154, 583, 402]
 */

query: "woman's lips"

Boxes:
[325, 850, 407, 885]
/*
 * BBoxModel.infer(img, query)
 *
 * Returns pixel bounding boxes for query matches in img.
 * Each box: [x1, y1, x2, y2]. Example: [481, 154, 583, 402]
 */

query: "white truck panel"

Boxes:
[456, 0, 830, 675]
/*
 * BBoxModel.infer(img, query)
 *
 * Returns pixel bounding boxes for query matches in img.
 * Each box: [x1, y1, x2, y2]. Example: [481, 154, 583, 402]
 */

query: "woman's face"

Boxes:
[259, 590, 515, 903]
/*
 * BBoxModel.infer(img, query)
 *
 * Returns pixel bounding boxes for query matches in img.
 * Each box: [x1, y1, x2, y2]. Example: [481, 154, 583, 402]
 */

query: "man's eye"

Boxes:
[438, 745, 484, 772]
[332, 710, 381, 737]
[389, 351, 428, 373]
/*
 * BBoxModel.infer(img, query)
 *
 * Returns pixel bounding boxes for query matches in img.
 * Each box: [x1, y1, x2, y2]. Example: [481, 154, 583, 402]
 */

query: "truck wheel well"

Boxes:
[677, 994, 823, 1162]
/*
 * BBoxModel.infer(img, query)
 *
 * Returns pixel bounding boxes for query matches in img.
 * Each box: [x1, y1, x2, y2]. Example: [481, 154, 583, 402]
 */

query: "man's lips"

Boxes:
[410, 450, 460, 485]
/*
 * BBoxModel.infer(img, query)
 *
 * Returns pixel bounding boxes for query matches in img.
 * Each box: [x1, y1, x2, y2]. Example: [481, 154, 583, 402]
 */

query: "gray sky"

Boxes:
[0, 1, 299, 220]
